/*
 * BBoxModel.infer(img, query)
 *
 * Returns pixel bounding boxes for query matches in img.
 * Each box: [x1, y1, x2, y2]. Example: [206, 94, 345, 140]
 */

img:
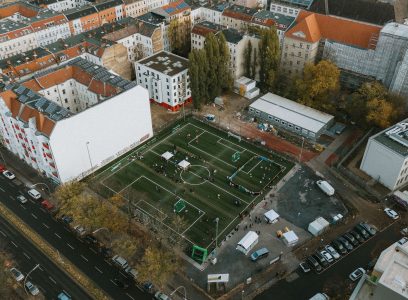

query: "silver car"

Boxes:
[25, 281, 40, 295]
[324, 245, 340, 259]
[17, 195, 28, 204]
[10, 268, 24, 282]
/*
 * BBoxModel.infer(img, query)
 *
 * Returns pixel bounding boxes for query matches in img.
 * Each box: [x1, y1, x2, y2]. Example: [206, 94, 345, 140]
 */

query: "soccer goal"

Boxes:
[174, 198, 186, 213]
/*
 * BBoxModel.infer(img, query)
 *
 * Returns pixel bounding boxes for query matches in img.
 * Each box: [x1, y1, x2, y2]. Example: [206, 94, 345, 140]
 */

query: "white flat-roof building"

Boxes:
[135, 51, 191, 111]
[361, 120, 408, 190]
[248, 93, 334, 139]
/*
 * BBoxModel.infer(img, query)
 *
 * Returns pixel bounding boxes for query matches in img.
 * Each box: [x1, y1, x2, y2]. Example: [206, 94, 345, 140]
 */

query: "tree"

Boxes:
[258, 28, 280, 92]
[295, 60, 340, 113]
[217, 33, 233, 91]
[366, 98, 394, 128]
[251, 48, 257, 79]
[53, 181, 85, 207]
[188, 50, 202, 109]
[204, 33, 221, 100]
[137, 245, 181, 289]
[243, 39, 252, 78]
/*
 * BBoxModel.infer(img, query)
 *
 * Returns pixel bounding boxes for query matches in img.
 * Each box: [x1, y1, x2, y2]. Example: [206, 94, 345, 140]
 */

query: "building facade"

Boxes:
[0, 57, 153, 183]
[361, 120, 408, 190]
[135, 51, 191, 111]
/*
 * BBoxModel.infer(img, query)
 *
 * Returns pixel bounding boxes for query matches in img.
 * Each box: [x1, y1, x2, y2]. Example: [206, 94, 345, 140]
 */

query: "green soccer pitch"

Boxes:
[92, 118, 294, 250]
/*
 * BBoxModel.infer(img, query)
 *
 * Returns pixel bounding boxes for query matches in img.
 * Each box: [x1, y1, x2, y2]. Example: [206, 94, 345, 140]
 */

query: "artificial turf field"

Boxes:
[93, 118, 294, 249]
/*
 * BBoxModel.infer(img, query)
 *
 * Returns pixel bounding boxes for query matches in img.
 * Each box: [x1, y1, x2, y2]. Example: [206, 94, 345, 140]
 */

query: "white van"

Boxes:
[112, 255, 128, 269]
[27, 189, 42, 200]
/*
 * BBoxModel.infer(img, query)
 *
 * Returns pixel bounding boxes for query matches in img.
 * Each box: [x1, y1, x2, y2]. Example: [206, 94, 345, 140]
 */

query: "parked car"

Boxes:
[354, 224, 370, 239]
[58, 291, 71, 300]
[84, 235, 98, 245]
[154, 291, 171, 300]
[112, 255, 128, 269]
[313, 251, 328, 267]
[112, 278, 129, 289]
[349, 267, 366, 281]
[41, 200, 55, 211]
[143, 282, 153, 293]
[9, 268, 24, 282]
[250, 248, 269, 261]
[307, 256, 322, 272]
[331, 240, 347, 255]
[349, 230, 364, 243]
[359, 223, 377, 236]
[60, 215, 73, 225]
[25, 281, 40, 295]
[2, 170, 15, 180]
[16, 195, 28, 204]
[337, 237, 353, 251]
[324, 245, 340, 259]
[99, 246, 113, 258]
[384, 208, 399, 220]
[299, 261, 311, 273]
[73, 225, 87, 236]
[27, 188, 42, 200]
[320, 250, 334, 263]
[343, 233, 359, 246]
[309, 293, 330, 300]
[125, 267, 138, 279]
[0, 164, 5, 172]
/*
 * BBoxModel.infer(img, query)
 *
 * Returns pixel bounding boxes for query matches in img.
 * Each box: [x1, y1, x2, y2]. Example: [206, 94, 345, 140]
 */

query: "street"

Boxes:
[255, 220, 401, 299]
[0, 214, 92, 299]
[0, 175, 151, 300]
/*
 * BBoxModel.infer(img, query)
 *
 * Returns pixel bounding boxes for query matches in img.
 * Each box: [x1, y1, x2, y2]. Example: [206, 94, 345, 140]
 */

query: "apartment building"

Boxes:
[270, 0, 312, 17]
[32, 0, 90, 12]
[124, 0, 148, 18]
[251, 10, 294, 44]
[0, 57, 153, 183]
[221, 5, 257, 31]
[135, 51, 191, 111]
[361, 120, 408, 190]
[191, 21, 225, 50]
[201, 3, 230, 24]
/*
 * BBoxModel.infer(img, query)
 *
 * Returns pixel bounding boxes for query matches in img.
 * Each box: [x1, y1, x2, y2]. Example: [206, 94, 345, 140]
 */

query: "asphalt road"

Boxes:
[0, 214, 92, 299]
[0, 175, 151, 300]
[255, 221, 401, 300]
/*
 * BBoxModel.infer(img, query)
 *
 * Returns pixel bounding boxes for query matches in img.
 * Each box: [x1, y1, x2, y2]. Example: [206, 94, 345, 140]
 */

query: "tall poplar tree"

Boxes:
[244, 40, 252, 78]
[258, 27, 280, 92]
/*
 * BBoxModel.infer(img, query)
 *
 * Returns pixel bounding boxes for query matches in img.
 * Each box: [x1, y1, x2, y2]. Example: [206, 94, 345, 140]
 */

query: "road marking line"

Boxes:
[67, 243, 74, 250]
[90, 248, 97, 254]
[40, 208, 47, 213]
[110, 279, 118, 286]
[42, 223, 50, 229]
[126, 293, 135, 300]
[54, 233, 61, 239]
[23, 252, 30, 259]
[11, 241, 17, 247]
[19, 204, 26, 210]
[38, 266, 44, 271]
[31, 213, 38, 219]
[120, 271, 127, 278]
[63, 227, 70, 233]
[94, 266, 103, 274]
[28, 199, 35, 204]
[105, 260, 112, 266]
[0, 230, 6, 237]
[49, 276, 56, 284]
[0, 187, 4, 192]
[81, 255, 88, 262]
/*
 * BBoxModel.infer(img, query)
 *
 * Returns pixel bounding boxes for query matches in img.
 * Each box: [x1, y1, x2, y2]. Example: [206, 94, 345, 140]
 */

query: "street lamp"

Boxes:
[214, 217, 219, 249]
[298, 137, 305, 163]
[24, 264, 40, 295]
[85, 141, 93, 171]
[93, 227, 112, 247]
[170, 285, 187, 300]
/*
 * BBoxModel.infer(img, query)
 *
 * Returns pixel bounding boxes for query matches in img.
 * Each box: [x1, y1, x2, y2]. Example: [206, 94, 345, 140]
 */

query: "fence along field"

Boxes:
[94, 118, 294, 250]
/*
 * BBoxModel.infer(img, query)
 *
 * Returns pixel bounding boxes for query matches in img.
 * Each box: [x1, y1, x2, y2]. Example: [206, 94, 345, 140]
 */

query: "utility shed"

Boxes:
[249, 93, 334, 139]
[308, 217, 330, 236]
[236, 231, 259, 255]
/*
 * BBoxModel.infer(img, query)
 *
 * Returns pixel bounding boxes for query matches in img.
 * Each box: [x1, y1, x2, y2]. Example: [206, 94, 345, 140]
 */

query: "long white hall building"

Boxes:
[0, 58, 153, 183]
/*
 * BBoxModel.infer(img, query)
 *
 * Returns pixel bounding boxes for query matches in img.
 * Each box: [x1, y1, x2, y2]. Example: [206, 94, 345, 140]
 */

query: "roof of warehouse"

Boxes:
[250, 93, 334, 133]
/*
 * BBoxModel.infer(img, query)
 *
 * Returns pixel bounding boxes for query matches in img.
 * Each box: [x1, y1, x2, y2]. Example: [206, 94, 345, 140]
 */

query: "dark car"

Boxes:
[359, 223, 377, 236]
[60, 215, 73, 225]
[307, 256, 322, 272]
[99, 246, 113, 258]
[354, 225, 370, 240]
[349, 230, 364, 243]
[338, 237, 353, 251]
[143, 282, 154, 293]
[331, 240, 347, 255]
[113, 278, 129, 289]
[84, 235, 98, 245]
[343, 233, 359, 246]
[313, 251, 328, 267]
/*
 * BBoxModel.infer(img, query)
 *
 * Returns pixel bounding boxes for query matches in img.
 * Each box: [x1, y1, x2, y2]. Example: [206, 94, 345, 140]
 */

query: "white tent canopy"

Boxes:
[236, 231, 259, 255]
[178, 160, 190, 170]
[161, 151, 173, 161]
[282, 230, 298, 246]
[264, 209, 279, 223]
[308, 217, 329, 236]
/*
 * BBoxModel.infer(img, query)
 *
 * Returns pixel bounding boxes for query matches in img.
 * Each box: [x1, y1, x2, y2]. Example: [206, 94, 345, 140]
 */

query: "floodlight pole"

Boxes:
[24, 264, 40, 295]
[215, 217, 219, 249]
[86, 141, 93, 171]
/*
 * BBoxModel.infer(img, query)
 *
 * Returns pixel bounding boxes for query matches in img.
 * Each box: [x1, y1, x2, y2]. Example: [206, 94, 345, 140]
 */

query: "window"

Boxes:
[64, 99, 68, 103]
[62, 89, 66, 94]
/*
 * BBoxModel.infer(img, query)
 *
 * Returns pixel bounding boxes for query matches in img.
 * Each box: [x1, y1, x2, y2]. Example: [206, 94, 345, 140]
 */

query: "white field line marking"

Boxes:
[95, 266, 103, 274]
[217, 138, 246, 153]
[67, 243, 74, 250]
[181, 212, 205, 235]
[81, 255, 88, 262]
[54, 233, 61, 239]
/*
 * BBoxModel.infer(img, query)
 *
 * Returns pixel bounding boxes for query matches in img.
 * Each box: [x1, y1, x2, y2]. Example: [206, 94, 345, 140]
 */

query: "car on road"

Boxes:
[112, 255, 128, 269]
[113, 278, 129, 289]
[307, 256, 322, 272]
[349, 267, 366, 281]
[331, 240, 347, 255]
[349, 230, 365, 243]
[0, 164, 5, 172]
[2, 170, 15, 180]
[84, 235, 98, 245]
[58, 291, 71, 300]
[309, 293, 329, 300]
[343, 233, 359, 246]
[143, 282, 154, 293]
[25, 281, 40, 295]
[250, 248, 269, 261]
[359, 223, 377, 236]
[154, 291, 171, 300]
[16, 195, 28, 204]
[354, 224, 370, 239]
[320, 250, 334, 263]
[125, 266, 138, 279]
[337, 237, 353, 251]
[299, 261, 311, 273]
[60, 215, 73, 225]
[324, 245, 340, 259]
[27, 188, 42, 200]
[384, 208, 399, 220]
[41, 200, 55, 211]
[73, 225, 87, 236]
[9, 267, 24, 282]
[313, 251, 328, 267]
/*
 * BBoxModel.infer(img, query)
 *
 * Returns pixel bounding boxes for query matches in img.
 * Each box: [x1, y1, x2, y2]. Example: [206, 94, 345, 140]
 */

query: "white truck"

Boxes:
[316, 180, 335, 196]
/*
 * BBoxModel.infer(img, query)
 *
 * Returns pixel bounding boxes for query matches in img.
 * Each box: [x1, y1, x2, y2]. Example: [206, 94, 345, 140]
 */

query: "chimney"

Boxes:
[324, 0, 329, 15]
